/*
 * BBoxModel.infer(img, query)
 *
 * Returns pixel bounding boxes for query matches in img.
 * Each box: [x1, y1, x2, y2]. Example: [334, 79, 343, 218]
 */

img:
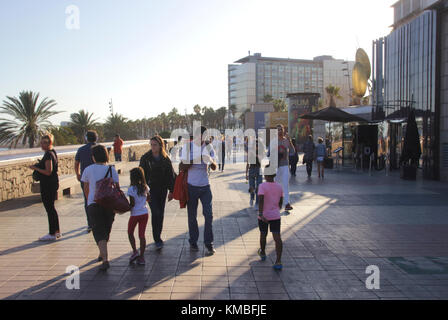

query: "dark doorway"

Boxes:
[356, 125, 378, 170]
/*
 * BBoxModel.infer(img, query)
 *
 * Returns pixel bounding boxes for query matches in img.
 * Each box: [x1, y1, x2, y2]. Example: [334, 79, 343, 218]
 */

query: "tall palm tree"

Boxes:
[0, 91, 61, 148]
[69, 110, 99, 143]
[104, 113, 129, 141]
[325, 85, 342, 107]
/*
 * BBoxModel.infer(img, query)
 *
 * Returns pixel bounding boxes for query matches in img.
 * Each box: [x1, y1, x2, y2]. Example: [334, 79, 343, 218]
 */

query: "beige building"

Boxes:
[228, 53, 355, 117]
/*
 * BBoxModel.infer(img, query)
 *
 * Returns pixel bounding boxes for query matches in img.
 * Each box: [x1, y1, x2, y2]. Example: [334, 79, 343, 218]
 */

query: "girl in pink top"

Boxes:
[257, 165, 283, 270]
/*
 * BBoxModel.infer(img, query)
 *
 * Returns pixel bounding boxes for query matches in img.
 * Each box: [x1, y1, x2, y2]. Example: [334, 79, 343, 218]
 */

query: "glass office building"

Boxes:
[373, 6, 442, 180]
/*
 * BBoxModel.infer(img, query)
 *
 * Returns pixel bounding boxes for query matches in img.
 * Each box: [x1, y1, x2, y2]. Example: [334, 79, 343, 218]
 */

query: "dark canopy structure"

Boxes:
[299, 106, 368, 123]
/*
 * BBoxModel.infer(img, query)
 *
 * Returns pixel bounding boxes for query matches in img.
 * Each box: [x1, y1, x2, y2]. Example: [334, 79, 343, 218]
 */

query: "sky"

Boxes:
[0, 0, 394, 125]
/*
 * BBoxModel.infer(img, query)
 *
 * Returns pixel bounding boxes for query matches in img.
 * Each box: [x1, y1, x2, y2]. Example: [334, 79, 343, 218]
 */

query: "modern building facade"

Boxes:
[372, 0, 448, 181]
[228, 53, 355, 116]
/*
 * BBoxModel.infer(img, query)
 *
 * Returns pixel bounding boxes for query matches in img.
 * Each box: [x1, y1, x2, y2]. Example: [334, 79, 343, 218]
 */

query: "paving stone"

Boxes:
[1, 162, 448, 301]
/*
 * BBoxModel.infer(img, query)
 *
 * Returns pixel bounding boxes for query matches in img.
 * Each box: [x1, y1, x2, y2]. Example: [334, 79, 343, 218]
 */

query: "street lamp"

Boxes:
[108, 99, 114, 116]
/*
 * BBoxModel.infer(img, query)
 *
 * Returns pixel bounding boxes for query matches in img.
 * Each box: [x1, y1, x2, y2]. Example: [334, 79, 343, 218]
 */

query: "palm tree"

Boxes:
[228, 104, 237, 128]
[104, 113, 129, 141]
[273, 99, 287, 112]
[263, 94, 274, 103]
[325, 85, 342, 107]
[0, 91, 61, 148]
[239, 108, 251, 128]
[69, 110, 99, 143]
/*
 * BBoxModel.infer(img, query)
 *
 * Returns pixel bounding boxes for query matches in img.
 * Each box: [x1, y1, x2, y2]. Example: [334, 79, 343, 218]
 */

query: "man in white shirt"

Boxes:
[180, 126, 217, 256]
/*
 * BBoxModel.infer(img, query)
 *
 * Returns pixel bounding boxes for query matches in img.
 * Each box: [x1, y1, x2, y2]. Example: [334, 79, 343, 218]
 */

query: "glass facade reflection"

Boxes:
[373, 10, 439, 179]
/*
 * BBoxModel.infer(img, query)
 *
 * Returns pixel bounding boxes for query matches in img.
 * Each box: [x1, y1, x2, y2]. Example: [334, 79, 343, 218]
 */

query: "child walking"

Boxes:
[127, 167, 150, 265]
[257, 165, 283, 270]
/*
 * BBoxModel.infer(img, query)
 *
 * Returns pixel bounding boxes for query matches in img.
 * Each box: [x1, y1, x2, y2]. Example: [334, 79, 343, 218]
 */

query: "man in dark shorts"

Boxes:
[257, 165, 283, 270]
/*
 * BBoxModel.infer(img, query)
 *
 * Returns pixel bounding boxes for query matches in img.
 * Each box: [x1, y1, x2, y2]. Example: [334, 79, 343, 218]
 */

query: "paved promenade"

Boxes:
[1, 161, 448, 300]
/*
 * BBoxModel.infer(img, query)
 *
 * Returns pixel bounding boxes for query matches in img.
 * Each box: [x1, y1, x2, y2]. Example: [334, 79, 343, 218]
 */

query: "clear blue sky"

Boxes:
[0, 0, 394, 124]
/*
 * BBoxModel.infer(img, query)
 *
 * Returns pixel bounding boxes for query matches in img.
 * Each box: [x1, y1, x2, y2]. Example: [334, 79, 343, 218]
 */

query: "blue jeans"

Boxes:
[187, 184, 213, 246]
[248, 167, 262, 205]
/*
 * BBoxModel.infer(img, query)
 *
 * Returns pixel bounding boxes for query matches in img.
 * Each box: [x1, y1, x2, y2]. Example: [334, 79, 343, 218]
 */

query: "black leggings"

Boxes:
[41, 186, 60, 235]
[149, 188, 168, 244]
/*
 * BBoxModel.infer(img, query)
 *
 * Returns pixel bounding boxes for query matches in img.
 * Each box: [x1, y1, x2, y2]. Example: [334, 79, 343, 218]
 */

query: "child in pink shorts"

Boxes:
[257, 164, 283, 270]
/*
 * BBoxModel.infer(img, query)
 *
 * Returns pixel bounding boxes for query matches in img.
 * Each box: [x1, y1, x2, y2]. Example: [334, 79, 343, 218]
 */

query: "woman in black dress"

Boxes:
[30, 134, 61, 241]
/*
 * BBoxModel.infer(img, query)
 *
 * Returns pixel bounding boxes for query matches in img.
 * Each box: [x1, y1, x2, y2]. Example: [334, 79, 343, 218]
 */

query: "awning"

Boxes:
[299, 106, 369, 123]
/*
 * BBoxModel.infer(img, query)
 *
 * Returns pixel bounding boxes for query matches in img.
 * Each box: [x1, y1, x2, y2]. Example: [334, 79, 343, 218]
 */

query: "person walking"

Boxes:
[180, 126, 217, 256]
[139, 136, 175, 250]
[81, 145, 119, 271]
[75, 130, 98, 233]
[316, 137, 327, 179]
[257, 164, 283, 270]
[218, 135, 225, 172]
[113, 134, 124, 162]
[127, 167, 150, 265]
[246, 140, 262, 209]
[289, 138, 299, 177]
[274, 125, 295, 211]
[303, 135, 315, 178]
[30, 134, 61, 241]
[226, 135, 232, 161]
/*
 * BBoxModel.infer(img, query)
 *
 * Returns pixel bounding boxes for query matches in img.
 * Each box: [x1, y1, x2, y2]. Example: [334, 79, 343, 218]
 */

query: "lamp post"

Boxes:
[108, 99, 114, 116]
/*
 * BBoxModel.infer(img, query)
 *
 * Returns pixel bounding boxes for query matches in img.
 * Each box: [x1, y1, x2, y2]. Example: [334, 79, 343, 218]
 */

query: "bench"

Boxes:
[31, 162, 127, 200]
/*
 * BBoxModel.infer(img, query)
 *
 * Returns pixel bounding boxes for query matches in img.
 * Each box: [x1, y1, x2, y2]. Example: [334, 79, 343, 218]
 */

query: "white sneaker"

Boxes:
[55, 233, 62, 240]
[39, 234, 56, 241]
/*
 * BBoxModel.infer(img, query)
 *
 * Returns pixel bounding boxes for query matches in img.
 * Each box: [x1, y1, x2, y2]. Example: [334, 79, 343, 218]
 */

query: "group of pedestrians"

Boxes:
[31, 124, 328, 272]
[32, 127, 218, 271]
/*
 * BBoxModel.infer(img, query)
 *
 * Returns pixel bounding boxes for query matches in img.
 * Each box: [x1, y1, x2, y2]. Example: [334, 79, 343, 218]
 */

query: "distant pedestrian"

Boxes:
[30, 134, 61, 241]
[274, 125, 295, 211]
[226, 135, 232, 161]
[289, 138, 299, 177]
[113, 134, 124, 162]
[218, 135, 225, 172]
[81, 145, 119, 271]
[246, 140, 262, 209]
[316, 137, 327, 179]
[257, 164, 283, 270]
[180, 126, 217, 256]
[139, 136, 175, 250]
[303, 135, 315, 178]
[75, 130, 98, 233]
[127, 167, 150, 265]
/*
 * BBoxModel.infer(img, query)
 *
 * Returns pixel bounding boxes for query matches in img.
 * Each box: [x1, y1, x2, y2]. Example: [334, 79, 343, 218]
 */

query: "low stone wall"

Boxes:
[0, 143, 150, 202]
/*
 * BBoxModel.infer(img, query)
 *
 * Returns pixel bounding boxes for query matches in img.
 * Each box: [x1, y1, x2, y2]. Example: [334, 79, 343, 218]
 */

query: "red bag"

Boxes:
[94, 166, 131, 214]
[173, 170, 188, 209]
